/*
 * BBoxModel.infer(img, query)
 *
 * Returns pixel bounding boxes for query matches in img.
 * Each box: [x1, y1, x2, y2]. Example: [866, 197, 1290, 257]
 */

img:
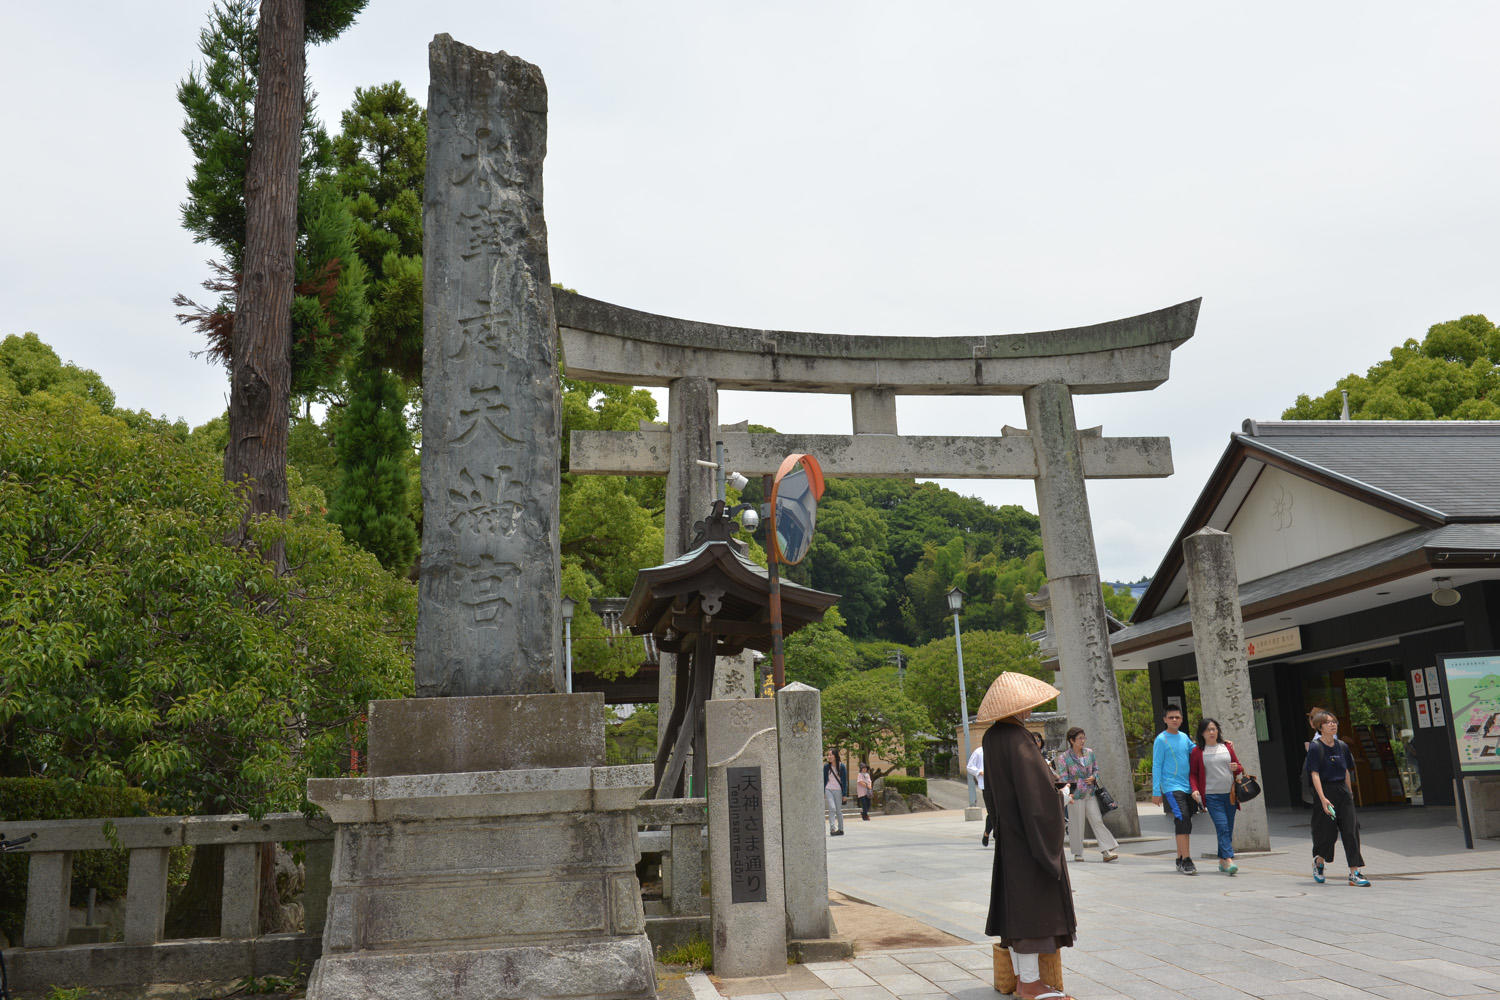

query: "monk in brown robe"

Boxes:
[980, 672, 1077, 1000]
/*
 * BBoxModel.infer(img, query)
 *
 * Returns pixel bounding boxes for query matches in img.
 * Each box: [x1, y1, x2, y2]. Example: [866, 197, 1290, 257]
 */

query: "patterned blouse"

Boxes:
[1057, 748, 1099, 798]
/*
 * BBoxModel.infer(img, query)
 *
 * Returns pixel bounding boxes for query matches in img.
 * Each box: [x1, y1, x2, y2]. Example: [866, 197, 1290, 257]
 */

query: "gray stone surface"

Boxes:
[220, 843, 261, 939]
[1462, 775, 1500, 839]
[556, 289, 1198, 392]
[123, 847, 169, 945]
[1024, 381, 1140, 839]
[668, 816, 705, 916]
[708, 727, 786, 978]
[658, 375, 719, 746]
[705, 697, 776, 766]
[9, 934, 323, 992]
[775, 681, 831, 940]
[365, 692, 604, 776]
[307, 763, 652, 824]
[303, 838, 333, 937]
[1183, 527, 1272, 851]
[417, 33, 562, 698]
[570, 427, 1174, 479]
[851, 387, 898, 434]
[23, 850, 72, 947]
[711, 650, 758, 700]
[308, 937, 655, 1000]
[305, 754, 655, 1000]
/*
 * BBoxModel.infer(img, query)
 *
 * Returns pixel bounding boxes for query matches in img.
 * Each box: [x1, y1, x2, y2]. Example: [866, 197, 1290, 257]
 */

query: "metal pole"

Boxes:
[954, 611, 975, 809]
[769, 556, 786, 690]
[564, 617, 574, 694]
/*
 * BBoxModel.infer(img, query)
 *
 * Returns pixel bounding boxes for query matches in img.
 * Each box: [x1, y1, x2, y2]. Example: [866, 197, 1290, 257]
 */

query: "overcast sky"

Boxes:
[4, 3, 1498, 582]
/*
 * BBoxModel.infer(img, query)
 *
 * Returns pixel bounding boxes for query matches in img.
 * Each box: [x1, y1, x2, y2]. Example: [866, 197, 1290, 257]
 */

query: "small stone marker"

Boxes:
[709, 727, 786, 978]
[775, 681, 832, 940]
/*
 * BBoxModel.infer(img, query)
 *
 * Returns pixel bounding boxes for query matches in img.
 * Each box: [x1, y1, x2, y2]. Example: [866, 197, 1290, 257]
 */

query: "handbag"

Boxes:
[1233, 772, 1262, 803]
[1094, 783, 1119, 814]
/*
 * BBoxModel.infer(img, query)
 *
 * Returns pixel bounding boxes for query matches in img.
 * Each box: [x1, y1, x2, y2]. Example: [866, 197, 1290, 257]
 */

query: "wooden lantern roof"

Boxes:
[621, 540, 839, 657]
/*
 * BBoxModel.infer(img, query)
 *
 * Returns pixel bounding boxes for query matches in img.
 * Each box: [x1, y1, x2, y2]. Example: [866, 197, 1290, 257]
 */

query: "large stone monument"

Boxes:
[303, 36, 655, 1000]
[1183, 527, 1271, 851]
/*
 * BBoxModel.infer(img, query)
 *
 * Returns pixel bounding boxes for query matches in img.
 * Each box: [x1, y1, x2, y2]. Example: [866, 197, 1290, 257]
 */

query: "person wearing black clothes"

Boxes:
[1305, 710, 1370, 887]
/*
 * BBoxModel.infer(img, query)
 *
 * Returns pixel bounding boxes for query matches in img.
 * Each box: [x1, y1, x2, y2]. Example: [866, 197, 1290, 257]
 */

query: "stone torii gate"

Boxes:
[562, 291, 1200, 837]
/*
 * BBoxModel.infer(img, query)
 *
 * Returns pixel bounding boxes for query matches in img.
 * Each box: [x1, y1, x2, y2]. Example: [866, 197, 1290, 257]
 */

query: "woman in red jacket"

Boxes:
[1189, 718, 1244, 875]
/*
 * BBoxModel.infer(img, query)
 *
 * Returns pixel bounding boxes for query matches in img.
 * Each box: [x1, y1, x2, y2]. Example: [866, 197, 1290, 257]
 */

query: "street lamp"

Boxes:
[561, 596, 577, 694]
[947, 586, 978, 817]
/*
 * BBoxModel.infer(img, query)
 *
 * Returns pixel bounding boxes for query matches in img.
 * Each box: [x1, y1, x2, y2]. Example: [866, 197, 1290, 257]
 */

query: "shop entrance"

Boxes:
[1301, 665, 1418, 807]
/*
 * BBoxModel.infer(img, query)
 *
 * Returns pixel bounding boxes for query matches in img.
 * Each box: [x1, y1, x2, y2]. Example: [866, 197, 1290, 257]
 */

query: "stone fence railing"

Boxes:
[2, 800, 710, 991]
[2, 813, 332, 992]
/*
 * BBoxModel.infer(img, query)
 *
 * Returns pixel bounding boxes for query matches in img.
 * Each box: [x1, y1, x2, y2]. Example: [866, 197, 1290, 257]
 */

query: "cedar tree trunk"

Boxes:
[227, 0, 303, 560]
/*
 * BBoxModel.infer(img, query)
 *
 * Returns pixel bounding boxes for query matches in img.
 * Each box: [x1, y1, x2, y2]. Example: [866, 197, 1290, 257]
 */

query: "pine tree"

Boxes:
[331, 366, 418, 571]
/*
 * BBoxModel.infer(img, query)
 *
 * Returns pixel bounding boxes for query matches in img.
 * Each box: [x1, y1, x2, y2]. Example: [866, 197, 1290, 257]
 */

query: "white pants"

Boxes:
[1068, 793, 1119, 857]
[825, 788, 844, 832]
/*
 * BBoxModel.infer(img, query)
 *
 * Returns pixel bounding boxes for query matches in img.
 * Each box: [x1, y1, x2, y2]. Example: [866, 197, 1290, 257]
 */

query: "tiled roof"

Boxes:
[1112, 522, 1500, 650]
[1240, 420, 1500, 519]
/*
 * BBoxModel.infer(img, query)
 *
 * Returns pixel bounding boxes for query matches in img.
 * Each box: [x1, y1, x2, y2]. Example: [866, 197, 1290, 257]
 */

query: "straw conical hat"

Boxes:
[977, 671, 1060, 724]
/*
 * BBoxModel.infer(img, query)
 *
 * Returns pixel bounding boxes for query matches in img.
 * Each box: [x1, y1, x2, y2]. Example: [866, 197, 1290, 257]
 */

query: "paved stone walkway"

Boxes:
[697, 801, 1500, 999]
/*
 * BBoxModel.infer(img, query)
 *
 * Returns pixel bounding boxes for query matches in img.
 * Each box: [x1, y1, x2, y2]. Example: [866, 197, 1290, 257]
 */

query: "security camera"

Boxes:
[727, 471, 749, 492]
[739, 507, 760, 532]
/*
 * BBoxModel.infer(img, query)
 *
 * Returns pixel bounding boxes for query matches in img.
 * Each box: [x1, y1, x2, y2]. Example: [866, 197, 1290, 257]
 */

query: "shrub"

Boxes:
[884, 775, 928, 796]
[658, 936, 712, 970]
[0, 778, 156, 943]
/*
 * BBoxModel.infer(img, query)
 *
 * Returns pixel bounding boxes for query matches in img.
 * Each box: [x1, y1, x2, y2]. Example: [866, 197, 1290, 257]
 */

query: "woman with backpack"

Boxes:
[1305, 710, 1371, 887]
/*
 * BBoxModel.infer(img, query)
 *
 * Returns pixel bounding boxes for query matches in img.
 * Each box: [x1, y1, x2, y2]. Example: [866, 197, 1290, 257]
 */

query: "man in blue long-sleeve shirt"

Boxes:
[1150, 706, 1199, 875]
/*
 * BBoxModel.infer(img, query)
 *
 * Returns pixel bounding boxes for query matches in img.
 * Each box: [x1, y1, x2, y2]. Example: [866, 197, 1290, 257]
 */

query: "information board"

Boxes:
[726, 765, 768, 903]
[1435, 653, 1500, 774]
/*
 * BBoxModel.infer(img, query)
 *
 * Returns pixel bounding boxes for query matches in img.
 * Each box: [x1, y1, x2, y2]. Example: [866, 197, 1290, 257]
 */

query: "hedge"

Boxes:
[0, 777, 156, 943]
[884, 775, 928, 796]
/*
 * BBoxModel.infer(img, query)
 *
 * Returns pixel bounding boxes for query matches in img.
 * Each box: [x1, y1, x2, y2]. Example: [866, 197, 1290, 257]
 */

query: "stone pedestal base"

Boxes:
[304, 693, 656, 1000]
[964, 806, 983, 822]
[307, 937, 655, 1000]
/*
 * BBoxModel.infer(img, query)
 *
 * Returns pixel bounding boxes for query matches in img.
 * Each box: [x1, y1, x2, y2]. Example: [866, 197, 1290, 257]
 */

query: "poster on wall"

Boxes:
[1434, 653, 1500, 774]
[1415, 699, 1431, 728]
[1253, 697, 1270, 741]
[1426, 666, 1441, 695]
[1411, 668, 1427, 697]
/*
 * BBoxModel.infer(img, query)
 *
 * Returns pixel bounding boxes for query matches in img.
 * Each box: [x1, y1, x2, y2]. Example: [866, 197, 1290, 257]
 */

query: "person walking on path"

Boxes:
[1056, 727, 1120, 864]
[1189, 718, 1244, 875]
[967, 743, 997, 847]
[824, 749, 847, 836]
[1150, 706, 1199, 874]
[1305, 710, 1371, 887]
[855, 762, 873, 821]
[980, 672, 1078, 1000]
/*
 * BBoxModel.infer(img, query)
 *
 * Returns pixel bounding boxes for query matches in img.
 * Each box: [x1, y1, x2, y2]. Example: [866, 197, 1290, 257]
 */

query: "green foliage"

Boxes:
[330, 367, 418, 571]
[0, 353, 415, 818]
[781, 478, 1042, 643]
[331, 81, 426, 380]
[1117, 669, 1155, 764]
[904, 545, 1047, 642]
[0, 779, 156, 943]
[291, 180, 370, 397]
[883, 775, 928, 796]
[822, 672, 930, 779]
[45, 987, 90, 1000]
[176, 0, 370, 397]
[305, 0, 368, 44]
[0, 333, 115, 412]
[605, 706, 658, 765]
[1284, 314, 1500, 421]
[783, 607, 859, 691]
[658, 936, 712, 970]
[1102, 581, 1137, 621]
[905, 630, 1047, 732]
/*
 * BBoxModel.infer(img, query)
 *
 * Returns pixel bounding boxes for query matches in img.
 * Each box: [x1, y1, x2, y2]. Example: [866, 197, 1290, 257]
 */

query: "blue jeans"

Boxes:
[1204, 792, 1235, 859]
